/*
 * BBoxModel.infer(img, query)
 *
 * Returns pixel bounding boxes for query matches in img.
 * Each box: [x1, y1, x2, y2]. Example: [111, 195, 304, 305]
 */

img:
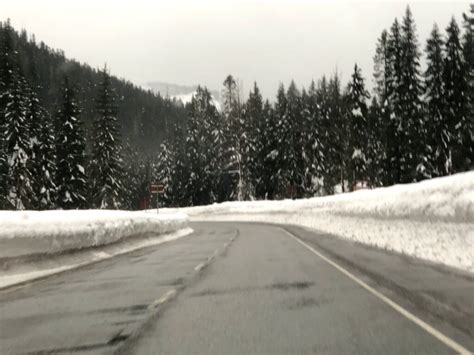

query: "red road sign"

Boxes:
[150, 184, 165, 194]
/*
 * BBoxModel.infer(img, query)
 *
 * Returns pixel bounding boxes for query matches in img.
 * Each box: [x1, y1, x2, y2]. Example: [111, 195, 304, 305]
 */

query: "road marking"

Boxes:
[148, 289, 177, 310]
[282, 228, 472, 355]
[194, 263, 206, 272]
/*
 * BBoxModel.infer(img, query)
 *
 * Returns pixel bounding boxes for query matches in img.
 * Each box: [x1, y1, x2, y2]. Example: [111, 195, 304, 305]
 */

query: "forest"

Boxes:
[0, 5, 472, 210]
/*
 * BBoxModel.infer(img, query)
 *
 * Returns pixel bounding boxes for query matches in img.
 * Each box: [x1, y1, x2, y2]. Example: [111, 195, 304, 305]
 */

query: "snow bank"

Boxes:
[0, 210, 189, 259]
[167, 172, 474, 273]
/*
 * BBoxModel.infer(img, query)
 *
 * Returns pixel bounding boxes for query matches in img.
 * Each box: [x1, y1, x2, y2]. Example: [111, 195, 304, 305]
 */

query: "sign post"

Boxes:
[150, 184, 165, 214]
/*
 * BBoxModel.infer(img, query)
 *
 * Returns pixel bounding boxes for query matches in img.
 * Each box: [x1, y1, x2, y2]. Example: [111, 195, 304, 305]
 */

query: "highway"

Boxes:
[0, 222, 473, 354]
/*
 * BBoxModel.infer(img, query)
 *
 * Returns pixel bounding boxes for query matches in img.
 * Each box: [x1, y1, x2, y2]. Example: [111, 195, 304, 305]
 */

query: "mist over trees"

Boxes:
[0, 4, 472, 210]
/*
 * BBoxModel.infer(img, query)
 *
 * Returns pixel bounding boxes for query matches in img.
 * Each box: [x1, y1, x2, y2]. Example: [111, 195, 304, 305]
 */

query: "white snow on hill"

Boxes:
[172, 92, 222, 111]
[165, 172, 474, 273]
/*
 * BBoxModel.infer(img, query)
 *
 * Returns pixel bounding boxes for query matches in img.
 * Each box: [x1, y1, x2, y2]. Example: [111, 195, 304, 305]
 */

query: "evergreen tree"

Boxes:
[443, 17, 470, 172]
[385, 18, 406, 184]
[367, 97, 384, 186]
[302, 81, 325, 195]
[285, 81, 304, 198]
[315, 76, 334, 194]
[424, 24, 447, 177]
[328, 73, 347, 192]
[242, 82, 264, 199]
[4, 76, 32, 209]
[55, 79, 88, 209]
[221, 75, 243, 200]
[373, 29, 391, 106]
[90, 67, 123, 209]
[185, 86, 220, 205]
[273, 83, 289, 197]
[0, 20, 18, 208]
[155, 142, 174, 206]
[462, 5, 474, 170]
[346, 64, 370, 189]
[400, 6, 425, 181]
[27, 88, 56, 209]
[260, 99, 278, 199]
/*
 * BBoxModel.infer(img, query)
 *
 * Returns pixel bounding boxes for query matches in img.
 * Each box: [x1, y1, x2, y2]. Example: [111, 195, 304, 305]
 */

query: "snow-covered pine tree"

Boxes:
[0, 20, 18, 208]
[221, 75, 243, 200]
[285, 81, 305, 198]
[261, 99, 279, 199]
[328, 73, 347, 192]
[185, 86, 219, 205]
[302, 80, 325, 195]
[443, 17, 470, 173]
[462, 5, 474, 169]
[463, 5, 474, 125]
[385, 18, 404, 185]
[155, 142, 174, 206]
[273, 83, 288, 198]
[399, 6, 425, 181]
[315, 76, 334, 194]
[242, 82, 264, 200]
[346, 64, 370, 190]
[373, 29, 392, 185]
[373, 29, 391, 105]
[4, 76, 33, 210]
[424, 24, 446, 177]
[90, 67, 123, 209]
[27, 88, 56, 209]
[55, 78, 88, 209]
[366, 97, 384, 186]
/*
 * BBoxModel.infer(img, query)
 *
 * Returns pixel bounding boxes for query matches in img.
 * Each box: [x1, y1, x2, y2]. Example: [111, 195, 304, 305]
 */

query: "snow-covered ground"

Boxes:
[165, 172, 474, 273]
[0, 210, 188, 259]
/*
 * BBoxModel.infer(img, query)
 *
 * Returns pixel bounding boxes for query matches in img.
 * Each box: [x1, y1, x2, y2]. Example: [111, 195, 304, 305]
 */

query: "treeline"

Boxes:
[1, 6, 472, 210]
[0, 19, 189, 210]
[156, 6, 473, 207]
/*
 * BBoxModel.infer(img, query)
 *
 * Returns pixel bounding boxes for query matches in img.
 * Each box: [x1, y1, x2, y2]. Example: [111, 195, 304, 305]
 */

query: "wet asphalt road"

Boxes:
[0, 222, 473, 354]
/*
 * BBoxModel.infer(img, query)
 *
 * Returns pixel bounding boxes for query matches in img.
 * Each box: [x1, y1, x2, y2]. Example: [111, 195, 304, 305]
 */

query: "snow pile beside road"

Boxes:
[0, 210, 189, 259]
[168, 172, 474, 273]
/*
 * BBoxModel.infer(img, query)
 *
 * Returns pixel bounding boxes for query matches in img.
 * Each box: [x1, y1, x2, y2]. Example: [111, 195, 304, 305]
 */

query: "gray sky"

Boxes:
[4, 0, 471, 100]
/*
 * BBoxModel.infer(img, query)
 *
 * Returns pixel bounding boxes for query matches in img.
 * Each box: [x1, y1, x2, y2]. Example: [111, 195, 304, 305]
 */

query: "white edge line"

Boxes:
[194, 263, 206, 272]
[148, 289, 177, 310]
[282, 228, 472, 355]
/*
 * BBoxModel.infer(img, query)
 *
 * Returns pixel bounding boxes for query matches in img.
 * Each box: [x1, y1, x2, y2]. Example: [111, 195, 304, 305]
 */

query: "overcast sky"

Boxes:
[4, 0, 471, 100]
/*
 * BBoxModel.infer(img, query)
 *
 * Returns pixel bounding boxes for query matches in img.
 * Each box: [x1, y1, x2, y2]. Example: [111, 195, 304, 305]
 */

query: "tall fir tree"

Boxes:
[366, 97, 384, 186]
[260, 99, 279, 199]
[463, 5, 474, 119]
[346, 64, 370, 189]
[285, 81, 305, 198]
[462, 5, 474, 170]
[443, 17, 470, 173]
[90, 67, 123, 209]
[424, 24, 447, 177]
[185, 86, 220, 205]
[55, 78, 88, 209]
[400, 6, 425, 181]
[221, 75, 243, 200]
[273, 83, 289, 197]
[328, 73, 348, 192]
[27, 88, 56, 209]
[316, 76, 335, 194]
[302, 80, 325, 195]
[4, 76, 32, 209]
[0, 20, 18, 208]
[242, 82, 264, 199]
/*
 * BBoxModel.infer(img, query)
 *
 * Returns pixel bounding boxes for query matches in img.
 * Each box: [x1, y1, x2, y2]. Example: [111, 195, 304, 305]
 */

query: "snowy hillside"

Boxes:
[165, 172, 474, 273]
[144, 81, 222, 110]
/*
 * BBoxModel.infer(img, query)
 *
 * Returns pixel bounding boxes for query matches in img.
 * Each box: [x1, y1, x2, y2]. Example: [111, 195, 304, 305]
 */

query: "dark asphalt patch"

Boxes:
[269, 281, 314, 290]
